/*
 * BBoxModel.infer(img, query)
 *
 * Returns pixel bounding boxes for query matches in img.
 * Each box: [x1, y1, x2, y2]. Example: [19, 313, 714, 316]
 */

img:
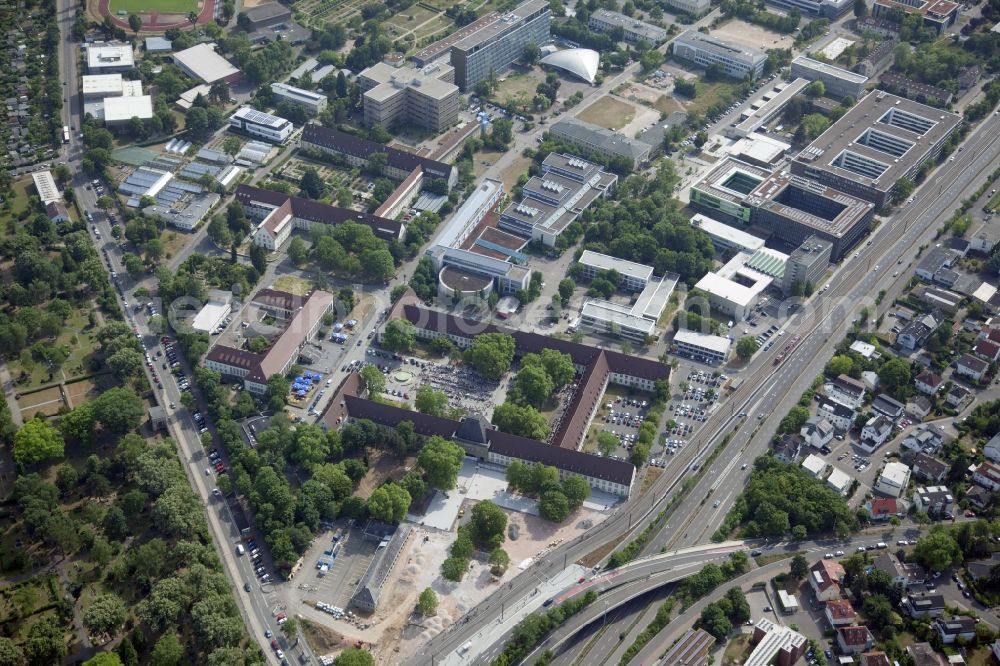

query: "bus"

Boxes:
[61, 126, 70, 144]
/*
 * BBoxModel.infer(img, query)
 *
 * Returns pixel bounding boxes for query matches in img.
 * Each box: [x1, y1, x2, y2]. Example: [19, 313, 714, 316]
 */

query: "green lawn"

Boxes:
[109, 0, 198, 13]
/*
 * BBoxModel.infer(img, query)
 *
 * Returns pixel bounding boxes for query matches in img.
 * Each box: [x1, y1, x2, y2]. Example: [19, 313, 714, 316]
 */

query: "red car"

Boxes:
[965, 510, 976, 518]
[270, 639, 279, 651]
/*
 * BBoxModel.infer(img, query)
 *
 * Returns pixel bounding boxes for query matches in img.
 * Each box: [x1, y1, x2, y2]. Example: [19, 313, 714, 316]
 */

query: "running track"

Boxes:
[97, 0, 216, 31]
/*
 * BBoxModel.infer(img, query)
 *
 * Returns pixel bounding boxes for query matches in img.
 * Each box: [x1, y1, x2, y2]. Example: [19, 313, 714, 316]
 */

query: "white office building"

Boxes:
[875, 461, 911, 498]
[588, 9, 667, 43]
[229, 107, 294, 144]
[672, 329, 732, 364]
[690, 213, 765, 253]
[673, 30, 767, 79]
[171, 42, 241, 84]
[85, 43, 135, 73]
[578, 250, 653, 291]
[270, 82, 328, 115]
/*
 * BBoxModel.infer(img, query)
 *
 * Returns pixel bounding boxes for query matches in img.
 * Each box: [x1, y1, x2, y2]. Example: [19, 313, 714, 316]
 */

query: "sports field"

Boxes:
[109, 0, 199, 14]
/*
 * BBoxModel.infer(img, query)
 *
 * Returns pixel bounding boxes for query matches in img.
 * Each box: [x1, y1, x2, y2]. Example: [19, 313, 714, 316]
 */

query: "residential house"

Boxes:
[934, 617, 977, 645]
[902, 424, 949, 453]
[965, 486, 992, 510]
[955, 354, 988, 382]
[897, 314, 938, 350]
[872, 394, 905, 420]
[773, 434, 802, 463]
[916, 249, 957, 284]
[913, 485, 954, 516]
[45, 201, 69, 223]
[914, 370, 944, 395]
[902, 594, 945, 619]
[974, 338, 1000, 362]
[824, 599, 857, 627]
[912, 453, 949, 483]
[801, 417, 835, 449]
[748, 618, 807, 666]
[966, 552, 1000, 581]
[851, 340, 880, 359]
[972, 461, 1000, 491]
[875, 461, 911, 497]
[860, 415, 893, 452]
[866, 497, 901, 521]
[836, 626, 874, 655]
[984, 433, 1000, 463]
[818, 399, 856, 431]
[906, 395, 931, 420]
[872, 553, 926, 588]
[921, 286, 962, 314]
[970, 227, 1000, 254]
[809, 559, 845, 601]
[802, 454, 828, 478]
[828, 374, 866, 408]
[978, 325, 1000, 345]
[860, 653, 892, 666]
[861, 370, 880, 391]
[945, 384, 971, 409]
[908, 643, 945, 666]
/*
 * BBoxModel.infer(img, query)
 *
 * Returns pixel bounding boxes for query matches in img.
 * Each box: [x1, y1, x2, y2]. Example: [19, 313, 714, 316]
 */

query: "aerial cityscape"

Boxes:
[0, 0, 999, 663]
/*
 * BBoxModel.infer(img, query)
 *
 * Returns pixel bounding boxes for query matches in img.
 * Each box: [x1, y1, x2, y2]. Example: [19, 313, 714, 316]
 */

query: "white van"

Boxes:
[236, 544, 245, 556]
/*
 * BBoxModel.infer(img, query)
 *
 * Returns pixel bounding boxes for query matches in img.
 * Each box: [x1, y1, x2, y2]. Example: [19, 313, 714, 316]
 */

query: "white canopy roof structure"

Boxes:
[540, 48, 600, 84]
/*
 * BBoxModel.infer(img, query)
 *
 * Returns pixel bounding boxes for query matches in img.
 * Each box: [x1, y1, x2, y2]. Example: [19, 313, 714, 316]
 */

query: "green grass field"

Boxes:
[109, 0, 198, 14]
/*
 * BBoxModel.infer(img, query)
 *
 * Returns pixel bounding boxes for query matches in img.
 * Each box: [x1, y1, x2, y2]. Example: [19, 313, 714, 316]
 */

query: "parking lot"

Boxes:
[596, 394, 652, 462]
[292, 525, 377, 613]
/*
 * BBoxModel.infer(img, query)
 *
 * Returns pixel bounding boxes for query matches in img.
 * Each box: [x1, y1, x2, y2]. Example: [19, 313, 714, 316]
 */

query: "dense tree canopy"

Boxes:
[463, 333, 516, 380]
[417, 436, 465, 491]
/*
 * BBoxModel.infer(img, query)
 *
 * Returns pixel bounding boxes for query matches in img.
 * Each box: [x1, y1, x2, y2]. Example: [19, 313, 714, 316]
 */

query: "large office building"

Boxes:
[85, 43, 135, 73]
[664, 0, 711, 14]
[694, 249, 787, 320]
[578, 250, 653, 291]
[689, 157, 771, 223]
[205, 289, 334, 395]
[588, 9, 667, 43]
[672, 329, 732, 365]
[499, 153, 617, 246]
[236, 184, 404, 250]
[548, 117, 653, 167]
[270, 82, 328, 115]
[782, 236, 832, 295]
[747, 172, 875, 261]
[358, 58, 459, 132]
[673, 30, 767, 80]
[447, 0, 551, 90]
[872, 0, 960, 34]
[790, 90, 962, 208]
[690, 213, 765, 254]
[729, 77, 810, 138]
[301, 124, 458, 190]
[171, 42, 242, 84]
[81, 74, 152, 127]
[576, 251, 676, 343]
[228, 106, 294, 144]
[764, 0, 853, 16]
[790, 57, 870, 99]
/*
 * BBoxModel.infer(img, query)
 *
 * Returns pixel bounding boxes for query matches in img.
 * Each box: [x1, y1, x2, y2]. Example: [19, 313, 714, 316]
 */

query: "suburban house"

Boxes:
[810, 559, 845, 601]
[902, 424, 949, 453]
[975, 338, 1000, 362]
[836, 626, 874, 655]
[983, 433, 1000, 462]
[908, 643, 946, 666]
[902, 594, 945, 619]
[875, 461, 911, 498]
[824, 599, 857, 627]
[865, 497, 901, 521]
[945, 384, 971, 408]
[801, 417, 835, 449]
[872, 394, 905, 420]
[897, 314, 938, 350]
[773, 435, 802, 463]
[860, 653, 892, 666]
[906, 395, 931, 420]
[912, 453, 949, 483]
[913, 485, 955, 516]
[818, 399, 856, 431]
[828, 374, 866, 408]
[914, 370, 944, 394]
[966, 486, 992, 510]
[955, 354, 988, 382]
[860, 415, 893, 452]
[871, 553, 925, 588]
[972, 461, 1000, 491]
[934, 617, 977, 645]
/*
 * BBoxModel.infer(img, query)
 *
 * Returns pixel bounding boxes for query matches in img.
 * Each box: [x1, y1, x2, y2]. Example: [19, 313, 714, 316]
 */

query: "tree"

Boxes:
[492, 402, 549, 440]
[694, 131, 708, 148]
[360, 365, 386, 396]
[854, 0, 868, 18]
[878, 358, 912, 393]
[489, 547, 510, 575]
[913, 528, 962, 572]
[597, 431, 619, 457]
[700, 603, 732, 641]
[92, 388, 145, 434]
[470, 500, 507, 545]
[805, 80, 826, 97]
[13, 417, 65, 465]
[441, 556, 468, 582]
[333, 648, 374, 666]
[464, 333, 516, 380]
[24, 618, 67, 664]
[415, 385, 449, 416]
[418, 436, 465, 491]
[102, 505, 129, 541]
[249, 244, 267, 273]
[128, 13, 142, 34]
[0, 638, 23, 666]
[288, 236, 308, 265]
[149, 633, 183, 666]
[383, 319, 416, 353]
[736, 336, 759, 360]
[558, 278, 575, 303]
[790, 554, 809, 579]
[561, 476, 590, 510]
[892, 177, 916, 205]
[522, 42, 541, 65]
[539, 490, 570, 522]
[514, 364, 554, 407]
[367, 483, 411, 523]
[222, 136, 241, 156]
[417, 588, 438, 616]
[84, 594, 126, 637]
[300, 168, 326, 199]
[826, 355, 854, 377]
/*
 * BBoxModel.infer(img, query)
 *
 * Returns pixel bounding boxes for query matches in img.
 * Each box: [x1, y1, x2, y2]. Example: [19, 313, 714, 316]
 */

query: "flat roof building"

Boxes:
[270, 82, 328, 115]
[765, 0, 853, 17]
[82, 74, 129, 100]
[359, 59, 459, 132]
[790, 90, 962, 208]
[578, 250, 653, 291]
[791, 57, 870, 99]
[873, 0, 959, 34]
[145, 36, 173, 52]
[690, 213, 765, 254]
[411, 11, 501, 67]
[693, 249, 784, 320]
[690, 157, 772, 223]
[782, 235, 832, 295]
[171, 43, 241, 84]
[748, 619, 807, 666]
[672, 329, 732, 365]
[588, 9, 667, 43]
[730, 78, 811, 138]
[673, 30, 767, 80]
[729, 134, 793, 166]
[243, 1, 292, 29]
[579, 269, 677, 343]
[747, 172, 875, 261]
[448, 0, 551, 90]
[436, 179, 504, 250]
[192, 290, 233, 333]
[100, 95, 154, 125]
[549, 117, 653, 167]
[31, 170, 61, 205]
[229, 106, 294, 144]
[85, 43, 134, 73]
[664, 0, 711, 14]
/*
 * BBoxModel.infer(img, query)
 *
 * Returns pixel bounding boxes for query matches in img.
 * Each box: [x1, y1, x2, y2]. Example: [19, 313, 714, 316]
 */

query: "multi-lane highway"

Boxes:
[409, 110, 1000, 665]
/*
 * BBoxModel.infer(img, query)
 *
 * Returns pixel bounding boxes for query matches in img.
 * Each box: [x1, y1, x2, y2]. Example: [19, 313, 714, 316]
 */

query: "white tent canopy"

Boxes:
[540, 48, 600, 84]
